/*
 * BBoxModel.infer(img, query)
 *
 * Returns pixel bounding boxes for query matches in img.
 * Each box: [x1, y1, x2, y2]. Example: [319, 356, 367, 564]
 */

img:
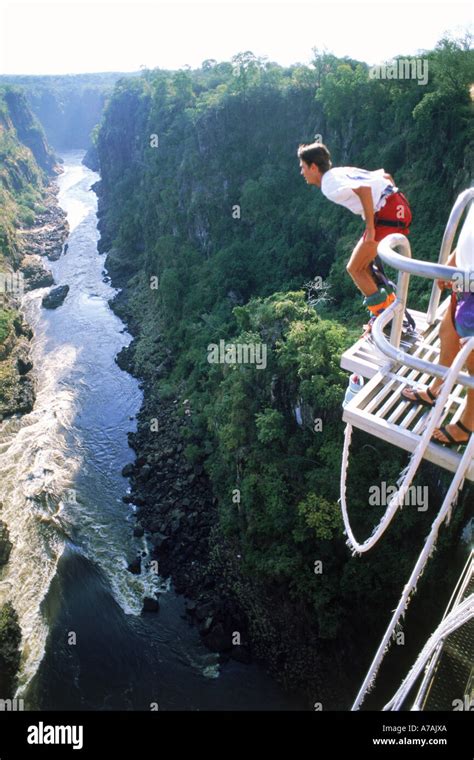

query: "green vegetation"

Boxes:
[0, 72, 140, 149]
[0, 89, 52, 695]
[96, 37, 473, 691]
[0, 87, 48, 265]
[0, 89, 50, 412]
[0, 601, 21, 698]
[0, 308, 14, 344]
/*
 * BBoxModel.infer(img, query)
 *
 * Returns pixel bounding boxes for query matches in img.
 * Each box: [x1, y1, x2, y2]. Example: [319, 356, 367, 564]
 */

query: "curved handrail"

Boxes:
[344, 188, 474, 713]
[427, 188, 474, 323]
[377, 232, 472, 286]
[372, 300, 474, 390]
[372, 230, 474, 390]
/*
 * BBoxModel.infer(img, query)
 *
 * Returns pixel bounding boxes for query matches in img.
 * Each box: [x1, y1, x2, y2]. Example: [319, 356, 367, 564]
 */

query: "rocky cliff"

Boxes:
[0, 87, 68, 697]
[93, 47, 473, 707]
[0, 86, 68, 421]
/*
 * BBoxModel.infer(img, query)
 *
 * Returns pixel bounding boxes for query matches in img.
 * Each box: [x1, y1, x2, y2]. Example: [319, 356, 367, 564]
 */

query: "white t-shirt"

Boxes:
[321, 167, 397, 219]
[455, 202, 474, 271]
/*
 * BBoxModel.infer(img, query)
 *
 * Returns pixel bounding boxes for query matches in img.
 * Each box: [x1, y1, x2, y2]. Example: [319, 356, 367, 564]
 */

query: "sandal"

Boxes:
[401, 386, 438, 408]
[432, 420, 473, 447]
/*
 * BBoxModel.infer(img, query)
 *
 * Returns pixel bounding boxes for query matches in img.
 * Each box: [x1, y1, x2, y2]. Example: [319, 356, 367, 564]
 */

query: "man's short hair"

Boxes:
[297, 142, 332, 173]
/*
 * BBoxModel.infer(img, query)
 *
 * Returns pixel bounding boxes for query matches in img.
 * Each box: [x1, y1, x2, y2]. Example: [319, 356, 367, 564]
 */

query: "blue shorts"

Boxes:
[451, 291, 474, 338]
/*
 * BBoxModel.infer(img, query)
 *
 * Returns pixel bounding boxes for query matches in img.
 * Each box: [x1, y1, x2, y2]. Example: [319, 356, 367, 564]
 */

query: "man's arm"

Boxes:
[437, 249, 457, 290]
[353, 186, 375, 241]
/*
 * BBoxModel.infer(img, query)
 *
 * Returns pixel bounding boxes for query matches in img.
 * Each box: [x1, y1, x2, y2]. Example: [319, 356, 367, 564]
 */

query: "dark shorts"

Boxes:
[451, 291, 474, 338]
[362, 191, 412, 243]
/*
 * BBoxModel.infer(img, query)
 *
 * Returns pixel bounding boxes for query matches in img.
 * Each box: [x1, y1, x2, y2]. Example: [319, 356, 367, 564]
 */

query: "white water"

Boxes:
[0, 151, 304, 711]
[0, 153, 160, 698]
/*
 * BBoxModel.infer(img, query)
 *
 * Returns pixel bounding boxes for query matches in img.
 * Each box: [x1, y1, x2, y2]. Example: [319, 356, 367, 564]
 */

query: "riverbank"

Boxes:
[95, 182, 350, 711]
[0, 169, 68, 698]
[120, 387, 349, 707]
[0, 176, 69, 422]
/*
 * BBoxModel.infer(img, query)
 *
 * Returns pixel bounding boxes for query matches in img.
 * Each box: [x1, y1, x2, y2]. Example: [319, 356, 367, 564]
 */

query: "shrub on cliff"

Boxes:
[0, 601, 22, 698]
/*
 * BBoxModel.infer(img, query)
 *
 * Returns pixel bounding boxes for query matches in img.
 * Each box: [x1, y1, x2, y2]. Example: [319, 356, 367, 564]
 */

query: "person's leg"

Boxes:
[346, 238, 379, 297]
[432, 348, 474, 443]
[461, 351, 474, 430]
[432, 306, 461, 392]
[403, 304, 460, 404]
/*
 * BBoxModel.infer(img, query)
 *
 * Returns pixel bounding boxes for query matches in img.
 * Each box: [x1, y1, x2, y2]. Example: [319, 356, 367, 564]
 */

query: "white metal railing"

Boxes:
[345, 189, 474, 712]
[427, 189, 474, 324]
[372, 215, 474, 391]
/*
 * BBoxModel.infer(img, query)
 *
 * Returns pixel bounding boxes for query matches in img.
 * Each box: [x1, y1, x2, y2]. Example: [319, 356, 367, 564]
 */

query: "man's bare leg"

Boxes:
[346, 238, 379, 297]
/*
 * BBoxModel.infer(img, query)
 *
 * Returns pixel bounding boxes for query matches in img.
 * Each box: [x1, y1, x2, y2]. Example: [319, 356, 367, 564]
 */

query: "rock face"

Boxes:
[3, 89, 56, 173]
[142, 597, 160, 613]
[20, 255, 55, 291]
[42, 284, 70, 309]
[17, 188, 69, 261]
[83, 143, 100, 172]
[0, 87, 68, 701]
[0, 315, 36, 421]
[14, 340, 33, 375]
[116, 383, 251, 662]
[0, 600, 22, 698]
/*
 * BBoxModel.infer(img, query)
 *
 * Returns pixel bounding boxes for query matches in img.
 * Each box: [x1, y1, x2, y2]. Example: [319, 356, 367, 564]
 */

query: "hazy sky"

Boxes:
[0, 0, 472, 75]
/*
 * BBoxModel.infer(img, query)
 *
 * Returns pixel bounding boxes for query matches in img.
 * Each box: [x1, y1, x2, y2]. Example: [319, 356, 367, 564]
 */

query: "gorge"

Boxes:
[0, 38, 472, 711]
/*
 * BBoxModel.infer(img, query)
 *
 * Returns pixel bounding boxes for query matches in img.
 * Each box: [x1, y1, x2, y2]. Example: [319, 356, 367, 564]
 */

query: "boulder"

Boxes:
[20, 255, 54, 291]
[151, 532, 169, 550]
[184, 600, 197, 615]
[14, 341, 33, 375]
[195, 601, 214, 621]
[139, 464, 152, 480]
[142, 596, 160, 613]
[42, 284, 69, 309]
[127, 557, 141, 574]
[202, 624, 232, 653]
[13, 315, 33, 339]
[230, 646, 252, 664]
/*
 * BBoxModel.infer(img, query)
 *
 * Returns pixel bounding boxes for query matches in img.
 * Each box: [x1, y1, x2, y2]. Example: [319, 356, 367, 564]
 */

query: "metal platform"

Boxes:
[340, 298, 449, 380]
[341, 296, 474, 481]
[346, 189, 474, 712]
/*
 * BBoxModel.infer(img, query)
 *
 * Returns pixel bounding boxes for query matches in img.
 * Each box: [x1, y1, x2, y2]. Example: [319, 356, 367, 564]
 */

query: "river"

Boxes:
[0, 150, 304, 710]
